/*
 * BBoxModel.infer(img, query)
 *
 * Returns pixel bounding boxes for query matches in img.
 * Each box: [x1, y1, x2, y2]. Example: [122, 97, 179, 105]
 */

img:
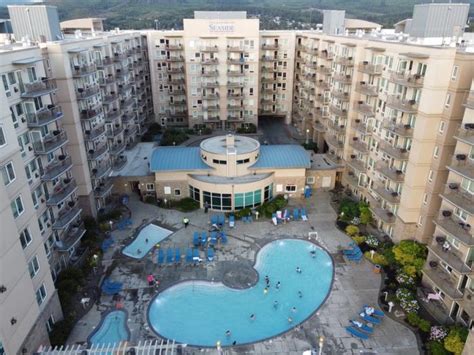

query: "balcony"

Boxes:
[374, 162, 405, 182]
[91, 164, 112, 180]
[315, 80, 330, 90]
[227, 104, 243, 111]
[314, 108, 329, 120]
[169, 89, 186, 96]
[87, 144, 108, 161]
[96, 58, 115, 68]
[113, 156, 127, 170]
[260, 98, 275, 105]
[347, 158, 367, 172]
[169, 78, 185, 85]
[226, 70, 245, 77]
[165, 67, 184, 74]
[84, 125, 106, 141]
[333, 73, 352, 85]
[104, 109, 122, 123]
[120, 97, 135, 109]
[21, 79, 57, 98]
[373, 185, 401, 204]
[384, 122, 414, 137]
[422, 267, 463, 300]
[349, 139, 369, 154]
[227, 81, 244, 88]
[329, 105, 348, 118]
[227, 46, 246, 52]
[118, 83, 133, 93]
[369, 200, 396, 224]
[315, 94, 329, 105]
[201, 58, 219, 65]
[72, 64, 97, 78]
[386, 95, 418, 113]
[313, 121, 326, 132]
[56, 222, 86, 252]
[428, 243, 472, 274]
[325, 135, 344, 150]
[262, 43, 279, 50]
[327, 120, 346, 134]
[389, 71, 424, 88]
[325, 152, 343, 165]
[203, 93, 219, 100]
[261, 56, 277, 62]
[94, 180, 114, 198]
[433, 216, 474, 246]
[454, 124, 474, 146]
[203, 104, 220, 111]
[165, 56, 184, 62]
[26, 106, 64, 127]
[122, 112, 135, 123]
[318, 66, 332, 75]
[109, 142, 126, 155]
[319, 50, 334, 60]
[41, 156, 73, 181]
[448, 156, 474, 180]
[76, 86, 100, 100]
[47, 180, 78, 206]
[113, 53, 128, 62]
[332, 90, 350, 101]
[464, 91, 474, 110]
[165, 44, 183, 51]
[202, 82, 219, 89]
[378, 141, 410, 160]
[201, 46, 218, 52]
[353, 102, 375, 117]
[202, 70, 219, 77]
[106, 125, 124, 138]
[169, 100, 186, 107]
[33, 131, 68, 155]
[227, 57, 245, 65]
[52, 206, 82, 230]
[102, 94, 120, 105]
[352, 120, 373, 135]
[358, 63, 383, 75]
[441, 185, 474, 215]
[344, 173, 363, 189]
[356, 83, 378, 96]
[227, 92, 243, 99]
[261, 66, 277, 73]
[335, 57, 354, 66]
[227, 115, 244, 122]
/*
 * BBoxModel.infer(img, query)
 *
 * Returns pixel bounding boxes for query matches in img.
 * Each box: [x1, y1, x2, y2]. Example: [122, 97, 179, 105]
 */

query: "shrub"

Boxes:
[160, 128, 189, 146]
[393, 240, 427, 276]
[428, 341, 450, 355]
[406, 312, 420, 327]
[418, 318, 431, 333]
[235, 207, 252, 219]
[174, 198, 200, 212]
[444, 326, 469, 355]
[256, 195, 287, 218]
[345, 225, 360, 237]
[336, 220, 348, 230]
[352, 236, 366, 245]
[395, 272, 416, 288]
[302, 141, 318, 152]
[144, 195, 156, 204]
[236, 123, 257, 134]
[364, 251, 389, 266]
[359, 203, 372, 225]
[395, 288, 419, 313]
[339, 199, 359, 222]
[430, 326, 449, 341]
[365, 235, 380, 248]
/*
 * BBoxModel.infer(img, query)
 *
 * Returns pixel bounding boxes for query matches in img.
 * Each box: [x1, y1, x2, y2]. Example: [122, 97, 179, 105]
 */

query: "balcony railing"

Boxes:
[353, 102, 375, 117]
[325, 135, 344, 150]
[227, 81, 244, 88]
[227, 46, 246, 52]
[374, 162, 405, 182]
[21, 79, 57, 98]
[201, 58, 219, 65]
[56, 222, 86, 252]
[356, 83, 378, 96]
[383, 121, 414, 137]
[76, 86, 100, 100]
[332, 90, 350, 101]
[329, 105, 348, 117]
[313, 121, 326, 132]
[352, 120, 373, 135]
[373, 185, 401, 204]
[261, 56, 277, 62]
[201, 46, 218, 52]
[202, 82, 219, 88]
[422, 267, 464, 300]
[91, 164, 112, 180]
[52, 206, 82, 230]
[389, 70, 424, 88]
[386, 95, 418, 113]
[433, 215, 474, 246]
[262, 43, 279, 50]
[349, 139, 369, 154]
[344, 173, 363, 189]
[96, 57, 115, 68]
[358, 63, 383, 75]
[202, 70, 219, 77]
[369, 200, 396, 224]
[41, 156, 73, 181]
[94, 180, 114, 198]
[165, 56, 184, 62]
[47, 180, 78, 206]
[428, 243, 472, 274]
[104, 109, 122, 122]
[454, 123, 474, 145]
[26, 106, 63, 127]
[106, 125, 125, 138]
[203, 93, 219, 100]
[440, 184, 474, 216]
[84, 125, 106, 141]
[333, 73, 352, 84]
[109, 142, 126, 155]
[33, 131, 68, 154]
[335, 57, 354, 66]
[87, 144, 108, 161]
[165, 44, 183, 51]
[315, 80, 330, 90]
[378, 141, 410, 160]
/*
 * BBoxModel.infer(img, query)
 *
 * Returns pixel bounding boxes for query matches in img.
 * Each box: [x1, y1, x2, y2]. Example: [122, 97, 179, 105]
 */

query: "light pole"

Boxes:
[318, 336, 325, 355]
[306, 129, 310, 145]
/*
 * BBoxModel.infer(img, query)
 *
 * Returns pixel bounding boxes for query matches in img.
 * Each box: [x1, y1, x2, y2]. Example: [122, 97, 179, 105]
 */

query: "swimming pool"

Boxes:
[89, 310, 130, 346]
[148, 239, 334, 347]
[122, 224, 173, 259]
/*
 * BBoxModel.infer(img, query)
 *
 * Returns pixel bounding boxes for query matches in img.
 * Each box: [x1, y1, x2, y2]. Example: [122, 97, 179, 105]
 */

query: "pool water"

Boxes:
[122, 224, 172, 259]
[89, 310, 129, 346]
[148, 239, 333, 347]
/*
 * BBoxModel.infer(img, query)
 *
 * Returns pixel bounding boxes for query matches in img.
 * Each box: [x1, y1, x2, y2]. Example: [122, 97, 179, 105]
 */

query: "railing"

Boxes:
[47, 180, 78, 206]
[441, 184, 474, 215]
[374, 161, 405, 182]
[84, 125, 106, 141]
[358, 63, 383, 75]
[201, 58, 218, 65]
[386, 95, 418, 113]
[378, 141, 410, 160]
[333, 73, 352, 84]
[104, 109, 122, 122]
[353, 102, 375, 117]
[56, 222, 86, 252]
[94, 180, 114, 198]
[373, 185, 401, 204]
[76, 86, 100, 100]
[91, 164, 112, 180]
[22, 78, 57, 98]
[389, 70, 424, 88]
[335, 57, 354, 66]
[454, 123, 474, 145]
[383, 121, 414, 137]
[200, 46, 218, 52]
[33, 131, 68, 154]
[87, 144, 108, 160]
[41, 156, 73, 181]
[329, 104, 348, 117]
[26, 106, 63, 127]
[52, 206, 82, 230]
[72, 63, 97, 77]
[356, 83, 378, 96]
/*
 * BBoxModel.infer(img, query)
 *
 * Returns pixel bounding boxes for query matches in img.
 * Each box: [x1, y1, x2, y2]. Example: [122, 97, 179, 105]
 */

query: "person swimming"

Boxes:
[298, 291, 303, 298]
[273, 300, 279, 309]
[276, 281, 281, 289]
[296, 267, 302, 273]
[250, 314, 256, 320]
[291, 306, 297, 313]
[288, 317, 293, 323]
[310, 250, 316, 258]
[225, 330, 231, 337]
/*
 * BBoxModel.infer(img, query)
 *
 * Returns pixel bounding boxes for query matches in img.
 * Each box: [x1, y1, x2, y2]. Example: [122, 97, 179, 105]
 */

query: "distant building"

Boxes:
[60, 18, 105, 35]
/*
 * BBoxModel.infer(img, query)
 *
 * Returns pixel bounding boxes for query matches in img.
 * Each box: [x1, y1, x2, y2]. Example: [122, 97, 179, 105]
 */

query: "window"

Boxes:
[446, 235, 460, 249]
[234, 189, 261, 209]
[433, 146, 439, 158]
[461, 178, 474, 194]
[11, 195, 24, 218]
[146, 183, 155, 191]
[35, 284, 47, 306]
[189, 185, 200, 202]
[46, 315, 55, 333]
[20, 227, 33, 249]
[264, 184, 273, 202]
[204, 191, 232, 211]
[423, 193, 428, 204]
[174, 188, 181, 196]
[428, 170, 434, 182]
[418, 215, 423, 226]
[454, 207, 468, 222]
[444, 93, 451, 108]
[306, 177, 315, 184]
[236, 158, 250, 164]
[439, 121, 446, 134]
[451, 65, 459, 80]
[212, 159, 227, 165]
[1, 161, 15, 185]
[0, 126, 6, 147]
[28, 256, 40, 278]
[285, 185, 297, 192]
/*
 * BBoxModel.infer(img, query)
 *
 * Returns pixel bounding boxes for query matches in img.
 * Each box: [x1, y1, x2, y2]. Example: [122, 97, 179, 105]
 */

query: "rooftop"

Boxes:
[110, 143, 156, 177]
[251, 145, 311, 169]
[309, 153, 342, 170]
[200, 135, 260, 155]
[150, 146, 211, 172]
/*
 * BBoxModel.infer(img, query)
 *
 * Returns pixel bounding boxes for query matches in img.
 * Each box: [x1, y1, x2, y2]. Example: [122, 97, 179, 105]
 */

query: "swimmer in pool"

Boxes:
[250, 314, 256, 320]
[292, 306, 297, 313]
[276, 281, 281, 289]
[273, 300, 279, 309]
[298, 291, 303, 298]
[145, 238, 149, 243]
[225, 330, 231, 337]
[137, 249, 142, 255]
[296, 267, 302, 273]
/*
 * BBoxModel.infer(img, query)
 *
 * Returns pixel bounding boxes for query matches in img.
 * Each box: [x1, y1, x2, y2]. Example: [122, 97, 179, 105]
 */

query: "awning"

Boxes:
[12, 57, 44, 65]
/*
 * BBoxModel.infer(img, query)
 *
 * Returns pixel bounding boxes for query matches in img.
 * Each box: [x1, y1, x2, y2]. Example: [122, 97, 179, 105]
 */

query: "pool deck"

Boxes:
[67, 192, 419, 355]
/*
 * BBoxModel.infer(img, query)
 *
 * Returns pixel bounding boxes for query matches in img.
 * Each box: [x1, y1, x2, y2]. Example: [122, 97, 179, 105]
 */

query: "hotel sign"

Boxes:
[209, 23, 235, 33]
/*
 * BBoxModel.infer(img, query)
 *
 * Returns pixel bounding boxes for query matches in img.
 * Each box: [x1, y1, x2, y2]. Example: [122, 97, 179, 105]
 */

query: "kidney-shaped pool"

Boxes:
[147, 239, 334, 347]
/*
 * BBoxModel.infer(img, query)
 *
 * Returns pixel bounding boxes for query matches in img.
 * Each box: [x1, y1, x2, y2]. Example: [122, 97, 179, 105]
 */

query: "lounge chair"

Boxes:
[346, 249, 362, 258]
[220, 231, 228, 243]
[166, 248, 174, 263]
[229, 214, 235, 228]
[301, 208, 308, 221]
[345, 326, 369, 340]
[359, 312, 381, 325]
[272, 213, 278, 226]
[193, 232, 200, 247]
[293, 208, 300, 220]
[363, 305, 385, 318]
[201, 232, 207, 245]
[210, 215, 218, 225]
[192, 249, 202, 263]
[207, 248, 215, 261]
[350, 320, 374, 334]
[158, 249, 165, 264]
[101, 279, 123, 295]
[247, 215, 253, 223]
[276, 210, 282, 221]
[210, 231, 217, 245]
[175, 248, 181, 263]
[217, 214, 225, 226]
[343, 247, 361, 255]
[185, 248, 193, 263]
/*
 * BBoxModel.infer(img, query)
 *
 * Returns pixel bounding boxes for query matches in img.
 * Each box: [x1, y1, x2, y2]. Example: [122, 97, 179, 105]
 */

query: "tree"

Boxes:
[444, 326, 469, 355]
[339, 199, 359, 222]
[359, 203, 372, 224]
[392, 240, 427, 276]
[345, 225, 360, 237]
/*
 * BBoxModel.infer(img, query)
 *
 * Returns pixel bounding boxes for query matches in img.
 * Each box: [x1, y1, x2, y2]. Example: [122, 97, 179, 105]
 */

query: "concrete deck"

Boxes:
[67, 192, 419, 354]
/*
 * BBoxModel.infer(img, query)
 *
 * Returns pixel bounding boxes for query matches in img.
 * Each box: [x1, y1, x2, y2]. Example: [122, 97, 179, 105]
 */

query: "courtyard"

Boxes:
[66, 192, 419, 354]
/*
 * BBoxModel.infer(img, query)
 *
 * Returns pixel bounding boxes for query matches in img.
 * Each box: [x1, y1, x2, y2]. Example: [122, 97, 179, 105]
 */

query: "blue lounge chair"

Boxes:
[192, 249, 201, 263]
[363, 305, 385, 318]
[101, 279, 123, 295]
[346, 326, 369, 340]
[210, 215, 218, 225]
[301, 208, 308, 221]
[210, 231, 217, 245]
[350, 320, 374, 334]
[217, 214, 225, 226]
[166, 248, 174, 263]
[207, 248, 215, 261]
[293, 208, 300, 220]
[185, 248, 193, 263]
[359, 312, 381, 325]
[346, 250, 362, 258]
[201, 232, 207, 245]
[242, 216, 248, 223]
[220, 231, 228, 244]
[175, 248, 181, 263]
[229, 214, 235, 228]
[158, 249, 164, 264]
[193, 232, 200, 247]
[247, 215, 253, 223]
[343, 247, 361, 255]
[347, 254, 363, 263]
